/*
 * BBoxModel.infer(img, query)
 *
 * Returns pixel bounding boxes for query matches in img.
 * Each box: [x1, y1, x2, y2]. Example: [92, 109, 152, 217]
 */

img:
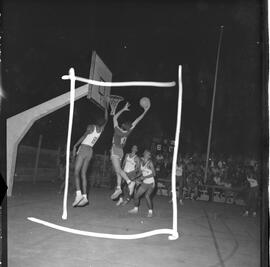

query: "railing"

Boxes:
[157, 178, 246, 205]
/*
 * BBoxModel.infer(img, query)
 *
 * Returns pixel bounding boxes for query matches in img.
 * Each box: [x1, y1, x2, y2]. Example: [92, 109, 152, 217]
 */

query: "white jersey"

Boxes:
[247, 177, 258, 188]
[124, 154, 137, 173]
[81, 126, 101, 147]
[141, 160, 155, 184]
[176, 165, 183, 176]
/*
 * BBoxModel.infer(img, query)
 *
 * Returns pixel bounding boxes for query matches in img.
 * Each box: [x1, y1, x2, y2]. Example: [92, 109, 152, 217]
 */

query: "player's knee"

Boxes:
[81, 173, 87, 180]
[115, 168, 121, 175]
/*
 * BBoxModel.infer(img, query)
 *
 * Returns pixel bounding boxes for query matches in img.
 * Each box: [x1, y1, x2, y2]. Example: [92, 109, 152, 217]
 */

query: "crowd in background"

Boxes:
[154, 152, 260, 188]
[153, 151, 260, 214]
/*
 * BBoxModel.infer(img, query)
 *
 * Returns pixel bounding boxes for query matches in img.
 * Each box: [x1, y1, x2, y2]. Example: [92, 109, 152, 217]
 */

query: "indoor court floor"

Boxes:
[8, 182, 260, 267]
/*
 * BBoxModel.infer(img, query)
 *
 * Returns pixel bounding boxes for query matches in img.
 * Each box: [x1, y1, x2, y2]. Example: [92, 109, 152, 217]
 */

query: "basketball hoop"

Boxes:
[109, 95, 124, 115]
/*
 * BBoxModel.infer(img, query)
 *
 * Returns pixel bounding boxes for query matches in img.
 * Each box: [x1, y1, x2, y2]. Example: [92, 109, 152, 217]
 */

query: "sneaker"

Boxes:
[128, 207, 138, 214]
[242, 211, 249, 217]
[116, 197, 124, 206]
[77, 197, 89, 207]
[179, 200, 184, 206]
[72, 195, 84, 207]
[111, 188, 122, 200]
[147, 211, 153, 218]
[252, 212, 256, 217]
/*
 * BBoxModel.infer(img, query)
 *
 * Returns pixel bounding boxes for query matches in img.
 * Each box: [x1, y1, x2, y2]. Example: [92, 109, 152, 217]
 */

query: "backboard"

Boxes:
[87, 51, 112, 110]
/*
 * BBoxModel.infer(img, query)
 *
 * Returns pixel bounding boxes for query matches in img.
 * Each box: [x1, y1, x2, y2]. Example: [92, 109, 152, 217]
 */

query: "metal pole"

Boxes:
[204, 26, 224, 184]
[33, 134, 43, 184]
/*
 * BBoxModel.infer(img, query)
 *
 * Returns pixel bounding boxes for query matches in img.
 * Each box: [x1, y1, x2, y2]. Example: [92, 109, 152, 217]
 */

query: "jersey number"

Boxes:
[120, 137, 127, 145]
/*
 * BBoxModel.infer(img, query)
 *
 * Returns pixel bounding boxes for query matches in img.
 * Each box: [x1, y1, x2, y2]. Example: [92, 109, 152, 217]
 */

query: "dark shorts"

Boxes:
[77, 144, 93, 161]
[177, 175, 184, 187]
[127, 170, 139, 181]
[137, 182, 155, 193]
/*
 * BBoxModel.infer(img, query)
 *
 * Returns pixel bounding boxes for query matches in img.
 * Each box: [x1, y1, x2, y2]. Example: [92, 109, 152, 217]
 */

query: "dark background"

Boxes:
[2, 0, 265, 157]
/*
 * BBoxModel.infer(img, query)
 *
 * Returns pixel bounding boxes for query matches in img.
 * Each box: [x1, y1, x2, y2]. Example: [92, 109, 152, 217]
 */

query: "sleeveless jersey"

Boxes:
[112, 126, 130, 149]
[141, 160, 155, 184]
[124, 154, 137, 173]
[81, 126, 101, 147]
[176, 165, 183, 176]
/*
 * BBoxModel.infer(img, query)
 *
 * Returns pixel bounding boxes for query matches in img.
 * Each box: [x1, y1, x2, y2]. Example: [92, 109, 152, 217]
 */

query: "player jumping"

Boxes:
[72, 97, 109, 207]
[110, 102, 150, 200]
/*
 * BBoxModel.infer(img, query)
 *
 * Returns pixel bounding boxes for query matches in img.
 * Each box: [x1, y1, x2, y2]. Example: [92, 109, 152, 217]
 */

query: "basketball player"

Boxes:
[111, 102, 150, 200]
[128, 149, 156, 218]
[116, 145, 141, 206]
[72, 97, 109, 207]
[169, 158, 184, 205]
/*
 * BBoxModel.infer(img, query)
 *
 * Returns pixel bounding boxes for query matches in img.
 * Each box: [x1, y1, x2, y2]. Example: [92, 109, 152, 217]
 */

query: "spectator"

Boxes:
[150, 144, 260, 205]
[186, 168, 200, 200]
[169, 158, 185, 205]
[243, 166, 259, 217]
[155, 152, 164, 178]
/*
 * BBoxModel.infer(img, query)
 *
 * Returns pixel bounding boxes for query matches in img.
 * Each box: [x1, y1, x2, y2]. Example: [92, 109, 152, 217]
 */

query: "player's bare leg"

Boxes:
[111, 156, 135, 199]
[73, 155, 84, 207]
[77, 153, 92, 207]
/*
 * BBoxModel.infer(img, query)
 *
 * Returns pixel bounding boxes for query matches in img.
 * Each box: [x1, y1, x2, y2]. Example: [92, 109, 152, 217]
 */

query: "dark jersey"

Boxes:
[112, 126, 131, 149]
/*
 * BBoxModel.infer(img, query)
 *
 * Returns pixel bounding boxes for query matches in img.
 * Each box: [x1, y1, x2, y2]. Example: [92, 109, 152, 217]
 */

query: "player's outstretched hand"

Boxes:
[123, 102, 131, 111]
[144, 103, 151, 111]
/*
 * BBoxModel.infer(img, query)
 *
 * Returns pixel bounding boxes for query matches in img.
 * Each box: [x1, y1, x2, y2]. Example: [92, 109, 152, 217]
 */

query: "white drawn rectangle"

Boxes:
[28, 65, 182, 241]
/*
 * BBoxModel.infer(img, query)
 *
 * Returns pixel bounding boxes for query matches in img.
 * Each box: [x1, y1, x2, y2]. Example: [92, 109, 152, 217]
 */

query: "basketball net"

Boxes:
[109, 95, 124, 115]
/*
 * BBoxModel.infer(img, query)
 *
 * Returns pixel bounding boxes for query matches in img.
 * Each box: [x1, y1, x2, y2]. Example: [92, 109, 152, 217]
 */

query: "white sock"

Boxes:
[116, 186, 121, 190]
[133, 207, 138, 212]
[82, 194, 87, 200]
[148, 209, 153, 214]
[76, 190, 82, 197]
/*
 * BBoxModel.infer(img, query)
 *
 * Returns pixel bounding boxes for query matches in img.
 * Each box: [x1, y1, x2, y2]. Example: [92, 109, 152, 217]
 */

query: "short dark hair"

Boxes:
[144, 149, 151, 155]
[96, 117, 106, 127]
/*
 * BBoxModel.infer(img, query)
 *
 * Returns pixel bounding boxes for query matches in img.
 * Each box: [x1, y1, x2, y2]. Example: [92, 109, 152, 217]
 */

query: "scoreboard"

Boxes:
[151, 138, 175, 155]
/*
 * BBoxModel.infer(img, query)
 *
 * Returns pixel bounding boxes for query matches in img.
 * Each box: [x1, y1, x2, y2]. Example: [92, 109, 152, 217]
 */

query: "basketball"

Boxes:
[139, 97, 151, 109]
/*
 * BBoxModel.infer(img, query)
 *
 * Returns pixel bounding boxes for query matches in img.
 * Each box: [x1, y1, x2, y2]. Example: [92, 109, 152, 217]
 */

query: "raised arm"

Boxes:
[101, 96, 110, 130]
[113, 102, 130, 128]
[131, 105, 150, 130]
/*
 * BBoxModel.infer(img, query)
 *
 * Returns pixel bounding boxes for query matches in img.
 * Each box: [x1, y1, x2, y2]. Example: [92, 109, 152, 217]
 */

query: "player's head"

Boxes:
[121, 121, 132, 131]
[131, 145, 138, 153]
[96, 117, 106, 127]
[143, 149, 151, 160]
